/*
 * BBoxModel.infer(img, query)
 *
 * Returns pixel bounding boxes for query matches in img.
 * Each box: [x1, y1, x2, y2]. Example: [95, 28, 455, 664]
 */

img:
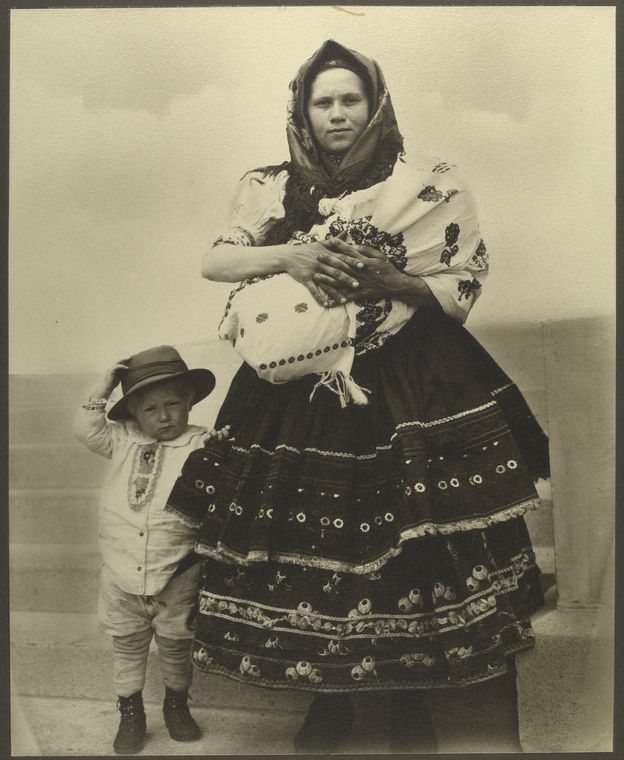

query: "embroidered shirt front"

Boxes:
[74, 403, 208, 596]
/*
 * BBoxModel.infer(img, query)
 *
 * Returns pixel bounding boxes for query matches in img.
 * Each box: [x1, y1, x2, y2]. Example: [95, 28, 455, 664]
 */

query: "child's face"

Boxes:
[131, 383, 191, 441]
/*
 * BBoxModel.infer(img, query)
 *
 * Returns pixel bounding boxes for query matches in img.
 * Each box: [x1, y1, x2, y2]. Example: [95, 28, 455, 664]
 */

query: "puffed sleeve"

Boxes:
[370, 160, 490, 323]
[212, 169, 288, 248]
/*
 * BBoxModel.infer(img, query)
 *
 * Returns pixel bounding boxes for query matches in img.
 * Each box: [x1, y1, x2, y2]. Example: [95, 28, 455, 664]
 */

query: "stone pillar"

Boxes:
[516, 315, 615, 752]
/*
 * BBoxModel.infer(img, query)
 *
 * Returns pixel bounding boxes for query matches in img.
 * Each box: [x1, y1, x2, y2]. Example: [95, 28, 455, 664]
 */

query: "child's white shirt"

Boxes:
[74, 401, 208, 596]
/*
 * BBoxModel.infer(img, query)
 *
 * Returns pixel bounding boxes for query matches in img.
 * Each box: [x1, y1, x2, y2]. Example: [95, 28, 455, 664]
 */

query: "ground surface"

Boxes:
[12, 687, 523, 756]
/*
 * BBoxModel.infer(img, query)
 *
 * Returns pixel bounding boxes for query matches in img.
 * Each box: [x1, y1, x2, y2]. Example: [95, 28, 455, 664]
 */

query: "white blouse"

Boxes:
[213, 156, 489, 324]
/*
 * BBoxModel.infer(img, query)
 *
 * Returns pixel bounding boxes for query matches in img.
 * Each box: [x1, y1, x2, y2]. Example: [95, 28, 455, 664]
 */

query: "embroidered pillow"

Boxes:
[219, 273, 356, 384]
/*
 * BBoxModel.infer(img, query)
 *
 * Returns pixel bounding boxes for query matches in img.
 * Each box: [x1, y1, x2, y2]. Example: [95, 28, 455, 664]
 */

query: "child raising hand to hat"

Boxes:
[74, 345, 230, 754]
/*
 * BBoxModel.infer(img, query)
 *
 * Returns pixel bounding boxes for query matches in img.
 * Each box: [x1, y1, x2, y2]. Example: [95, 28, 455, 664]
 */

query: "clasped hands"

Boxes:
[286, 236, 400, 308]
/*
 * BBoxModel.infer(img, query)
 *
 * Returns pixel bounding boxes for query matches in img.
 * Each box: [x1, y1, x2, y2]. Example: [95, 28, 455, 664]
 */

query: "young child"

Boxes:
[74, 345, 230, 754]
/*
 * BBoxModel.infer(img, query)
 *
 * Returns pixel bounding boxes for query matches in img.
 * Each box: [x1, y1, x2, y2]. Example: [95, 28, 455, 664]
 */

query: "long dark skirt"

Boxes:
[167, 306, 548, 691]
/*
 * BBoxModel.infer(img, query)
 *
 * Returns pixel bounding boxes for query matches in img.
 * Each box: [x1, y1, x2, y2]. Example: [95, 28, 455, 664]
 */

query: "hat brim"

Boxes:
[107, 368, 216, 421]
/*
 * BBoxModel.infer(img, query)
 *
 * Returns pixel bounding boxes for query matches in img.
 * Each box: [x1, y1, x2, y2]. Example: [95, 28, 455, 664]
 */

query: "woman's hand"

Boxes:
[315, 241, 404, 301]
[283, 238, 364, 307]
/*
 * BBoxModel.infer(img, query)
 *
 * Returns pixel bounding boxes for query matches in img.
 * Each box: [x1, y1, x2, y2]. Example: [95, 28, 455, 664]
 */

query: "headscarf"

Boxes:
[262, 40, 404, 246]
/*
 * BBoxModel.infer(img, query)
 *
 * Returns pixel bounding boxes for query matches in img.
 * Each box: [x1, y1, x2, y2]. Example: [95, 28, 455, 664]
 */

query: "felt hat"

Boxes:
[107, 345, 215, 421]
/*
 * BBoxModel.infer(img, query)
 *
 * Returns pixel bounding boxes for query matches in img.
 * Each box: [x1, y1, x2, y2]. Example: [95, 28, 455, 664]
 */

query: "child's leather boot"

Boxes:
[163, 687, 201, 741]
[114, 691, 147, 754]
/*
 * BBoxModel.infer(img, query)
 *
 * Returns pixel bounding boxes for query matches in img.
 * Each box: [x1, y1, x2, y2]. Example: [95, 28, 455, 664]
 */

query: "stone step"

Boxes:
[10, 404, 79, 446]
[11, 612, 524, 754]
[10, 444, 108, 489]
[9, 541, 556, 614]
[516, 603, 614, 752]
[10, 543, 101, 612]
[9, 372, 99, 409]
[10, 611, 310, 715]
[9, 489, 99, 544]
[9, 382, 240, 490]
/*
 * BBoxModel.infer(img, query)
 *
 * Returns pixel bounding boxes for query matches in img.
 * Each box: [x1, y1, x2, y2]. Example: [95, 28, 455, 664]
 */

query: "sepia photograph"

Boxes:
[8, 4, 615, 755]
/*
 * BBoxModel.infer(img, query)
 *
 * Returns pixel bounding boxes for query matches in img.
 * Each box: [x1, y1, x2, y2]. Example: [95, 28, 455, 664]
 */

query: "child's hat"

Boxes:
[107, 345, 216, 421]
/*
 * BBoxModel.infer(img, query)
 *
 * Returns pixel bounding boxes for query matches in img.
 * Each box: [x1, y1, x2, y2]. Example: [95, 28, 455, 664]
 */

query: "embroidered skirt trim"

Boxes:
[189, 526, 542, 692]
[189, 648, 532, 692]
[194, 496, 541, 575]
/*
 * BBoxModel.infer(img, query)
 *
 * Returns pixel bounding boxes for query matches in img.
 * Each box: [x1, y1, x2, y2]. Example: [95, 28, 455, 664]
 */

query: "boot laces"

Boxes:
[164, 692, 193, 721]
[117, 695, 144, 720]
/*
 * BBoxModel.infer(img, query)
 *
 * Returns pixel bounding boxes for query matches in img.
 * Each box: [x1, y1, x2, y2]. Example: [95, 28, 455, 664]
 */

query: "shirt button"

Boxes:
[139, 531, 144, 537]
[137, 566, 142, 571]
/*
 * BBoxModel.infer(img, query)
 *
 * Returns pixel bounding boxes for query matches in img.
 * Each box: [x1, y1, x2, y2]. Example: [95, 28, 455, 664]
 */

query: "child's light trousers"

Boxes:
[98, 563, 201, 697]
[112, 630, 193, 697]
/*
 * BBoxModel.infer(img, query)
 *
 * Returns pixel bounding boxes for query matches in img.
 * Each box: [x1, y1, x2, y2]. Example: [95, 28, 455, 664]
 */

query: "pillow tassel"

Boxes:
[309, 370, 371, 407]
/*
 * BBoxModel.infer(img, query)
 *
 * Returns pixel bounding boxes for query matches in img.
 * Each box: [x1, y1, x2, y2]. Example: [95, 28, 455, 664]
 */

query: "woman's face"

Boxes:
[306, 68, 370, 155]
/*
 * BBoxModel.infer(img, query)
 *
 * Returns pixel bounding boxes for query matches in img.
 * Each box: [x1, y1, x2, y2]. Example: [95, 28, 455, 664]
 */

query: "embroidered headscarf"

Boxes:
[262, 40, 404, 245]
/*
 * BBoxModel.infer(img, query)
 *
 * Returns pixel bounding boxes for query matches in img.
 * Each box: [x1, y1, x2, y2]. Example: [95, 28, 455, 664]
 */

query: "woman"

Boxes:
[167, 40, 549, 753]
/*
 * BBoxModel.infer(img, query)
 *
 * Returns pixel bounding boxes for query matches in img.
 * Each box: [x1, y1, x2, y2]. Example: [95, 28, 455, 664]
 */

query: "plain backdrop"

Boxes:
[9, 6, 615, 374]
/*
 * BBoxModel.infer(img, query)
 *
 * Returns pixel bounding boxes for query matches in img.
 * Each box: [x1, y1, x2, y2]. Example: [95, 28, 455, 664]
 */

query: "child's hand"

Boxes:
[90, 361, 128, 401]
[203, 425, 232, 445]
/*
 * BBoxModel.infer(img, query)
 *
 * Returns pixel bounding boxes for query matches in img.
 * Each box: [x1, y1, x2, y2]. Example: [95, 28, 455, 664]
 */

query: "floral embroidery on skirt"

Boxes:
[190, 522, 543, 691]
